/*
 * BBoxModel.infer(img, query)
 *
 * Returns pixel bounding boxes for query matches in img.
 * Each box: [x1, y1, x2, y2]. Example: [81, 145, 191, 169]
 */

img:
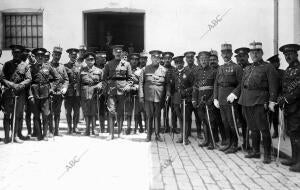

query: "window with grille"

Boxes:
[3, 13, 43, 49]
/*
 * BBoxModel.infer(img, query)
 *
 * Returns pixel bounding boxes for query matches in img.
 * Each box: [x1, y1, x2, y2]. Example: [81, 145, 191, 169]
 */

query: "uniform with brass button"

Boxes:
[29, 48, 61, 141]
[102, 45, 132, 140]
[139, 50, 170, 142]
[239, 41, 279, 164]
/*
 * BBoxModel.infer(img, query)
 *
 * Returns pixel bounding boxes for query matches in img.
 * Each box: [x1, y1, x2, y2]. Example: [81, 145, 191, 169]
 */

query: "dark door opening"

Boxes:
[83, 11, 145, 57]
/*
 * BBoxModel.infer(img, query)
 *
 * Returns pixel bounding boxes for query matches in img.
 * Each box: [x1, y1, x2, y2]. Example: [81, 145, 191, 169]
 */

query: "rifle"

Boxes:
[231, 104, 244, 152]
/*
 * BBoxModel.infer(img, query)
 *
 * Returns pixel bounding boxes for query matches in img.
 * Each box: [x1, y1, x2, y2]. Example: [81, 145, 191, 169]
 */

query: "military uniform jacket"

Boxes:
[192, 66, 217, 105]
[50, 62, 69, 95]
[171, 67, 194, 104]
[280, 61, 300, 114]
[30, 62, 61, 99]
[64, 61, 82, 97]
[214, 60, 243, 105]
[139, 64, 170, 103]
[129, 67, 142, 95]
[1, 59, 31, 96]
[164, 65, 176, 93]
[102, 59, 132, 96]
[238, 60, 279, 106]
[79, 66, 102, 100]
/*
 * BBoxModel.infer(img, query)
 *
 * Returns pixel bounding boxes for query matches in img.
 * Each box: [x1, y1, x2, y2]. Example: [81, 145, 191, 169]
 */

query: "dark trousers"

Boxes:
[197, 104, 219, 144]
[31, 98, 50, 139]
[269, 105, 279, 135]
[242, 105, 271, 155]
[237, 104, 249, 146]
[49, 95, 63, 134]
[163, 98, 177, 131]
[220, 104, 238, 146]
[97, 95, 107, 131]
[3, 94, 26, 140]
[145, 101, 162, 137]
[186, 101, 201, 136]
[64, 96, 81, 131]
[173, 103, 188, 140]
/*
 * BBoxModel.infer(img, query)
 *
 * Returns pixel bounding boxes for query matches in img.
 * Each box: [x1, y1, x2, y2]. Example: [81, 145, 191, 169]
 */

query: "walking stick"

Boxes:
[205, 104, 216, 148]
[231, 104, 244, 152]
[11, 96, 18, 143]
[183, 99, 186, 145]
[276, 107, 285, 166]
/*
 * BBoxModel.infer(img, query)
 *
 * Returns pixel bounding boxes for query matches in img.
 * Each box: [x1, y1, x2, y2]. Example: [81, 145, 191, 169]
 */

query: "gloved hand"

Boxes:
[192, 100, 197, 108]
[277, 96, 288, 109]
[268, 101, 276, 112]
[214, 99, 220, 109]
[61, 87, 67, 95]
[226, 93, 237, 103]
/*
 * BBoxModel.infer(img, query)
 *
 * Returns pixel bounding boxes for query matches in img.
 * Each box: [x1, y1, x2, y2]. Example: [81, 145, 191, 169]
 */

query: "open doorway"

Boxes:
[83, 9, 145, 60]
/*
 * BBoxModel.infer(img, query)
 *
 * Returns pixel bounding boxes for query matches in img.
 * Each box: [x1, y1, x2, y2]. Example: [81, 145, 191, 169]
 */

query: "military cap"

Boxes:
[197, 51, 211, 57]
[112, 45, 124, 52]
[53, 46, 63, 54]
[23, 48, 31, 54]
[83, 52, 96, 60]
[279, 44, 300, 54]
[32, 48, 47, 56]
[162, 51, 174, 58]
[129, 53, 140, 59]
[267, 54, 279, 63]
[210, 50, 218, 57]
[234, 47, 250, 55]
[140, 50, 148, 58]
[149, 50, 162, 57]
[44, 51, 51, 56]
[249, 41, 263, 51]
[9, 45, 25, 52]
[95, 51, 107, 58]
[79, 45, 87, 50]
[221, 43, 232, 51]
[184, 51, 196, 57]
[66, 48, 79, 55]
[173, 56, 184, 62]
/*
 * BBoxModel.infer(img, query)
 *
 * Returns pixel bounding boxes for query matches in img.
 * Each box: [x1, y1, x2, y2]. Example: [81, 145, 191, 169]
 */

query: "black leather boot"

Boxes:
[245, 131, 261, 159]
[85, 117, 90, 136]
[4, 117, 11, 144]
[290, 138, 300, 172]
[91, 116, 96, 135]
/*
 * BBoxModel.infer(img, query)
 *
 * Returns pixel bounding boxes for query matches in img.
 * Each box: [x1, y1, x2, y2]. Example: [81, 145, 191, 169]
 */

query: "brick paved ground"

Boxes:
[0, 122, 300, 190]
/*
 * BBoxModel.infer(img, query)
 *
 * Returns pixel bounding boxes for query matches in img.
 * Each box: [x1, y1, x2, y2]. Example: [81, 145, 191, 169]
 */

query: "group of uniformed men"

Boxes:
[0, 40, 299, 172]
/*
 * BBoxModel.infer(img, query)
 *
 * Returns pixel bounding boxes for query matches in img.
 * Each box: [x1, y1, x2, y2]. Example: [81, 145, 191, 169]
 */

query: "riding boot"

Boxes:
[146, 118, 152, 142]
[4, 116, 11, 143]
[91, 116, 96, 135]
[42, 117, 49, 141]
[54, 115, 61, 136]
[85, 117, 90, 136]
[126, 115, 132, 135]
[66, 114, 72, 134]
[99, 115, 105, 133]
[289, 138, 300, 172]
[199, 124, 209, 147]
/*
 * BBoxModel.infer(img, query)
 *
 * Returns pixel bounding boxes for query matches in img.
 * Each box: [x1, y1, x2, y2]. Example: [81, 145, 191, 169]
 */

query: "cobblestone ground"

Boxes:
[1, 126, 300, 190]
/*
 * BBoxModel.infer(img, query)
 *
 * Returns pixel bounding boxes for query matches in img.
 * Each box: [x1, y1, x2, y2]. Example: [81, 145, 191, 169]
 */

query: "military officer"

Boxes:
[95, 51, 107, 133]
[102, 45, 132, 140]
[214, 43, 243, 154]
[192, 51, 218, 149]
[139, 50, 170, 142]
[79, 52, 103, 135]
[64, 48, 82, 134]
[44, 51, 51, 63]
[267, 54, 283, 139]
[139, 51, 148, 68]
[49, 46, 69, 136]
[171, 55, 193, 145]
[162, 52, 177, 134]
[234, 47, 251, 150]
[209, 50, 226, 145]
[184, 51, 201, 137]
[29, 48, 61, 141]
[239, 41, 278, 164]
[77, 45, 87, 65]
[125, 53, 142, 134]
[1, 45, 32, 143]
[277, 44, 300, 172]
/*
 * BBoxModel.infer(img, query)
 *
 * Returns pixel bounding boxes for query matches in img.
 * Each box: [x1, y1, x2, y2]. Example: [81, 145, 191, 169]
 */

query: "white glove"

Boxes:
[213, 99, 220, 109]
[61, 87, 67, 95]
[268, 101, 276, 112]
[227, 93, 237, 103]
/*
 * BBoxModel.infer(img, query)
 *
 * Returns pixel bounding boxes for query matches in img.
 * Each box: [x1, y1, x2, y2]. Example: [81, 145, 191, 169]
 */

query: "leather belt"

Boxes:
[198, 86, 213, 91]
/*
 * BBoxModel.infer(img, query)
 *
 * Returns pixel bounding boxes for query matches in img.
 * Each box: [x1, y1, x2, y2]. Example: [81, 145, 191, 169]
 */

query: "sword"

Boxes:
[11, 96, 18, 143]
[231, 104, 244, 152]
[205, 104, 216, 148]
[183, 99, 186, 145]
[276, 107, 285, 166]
